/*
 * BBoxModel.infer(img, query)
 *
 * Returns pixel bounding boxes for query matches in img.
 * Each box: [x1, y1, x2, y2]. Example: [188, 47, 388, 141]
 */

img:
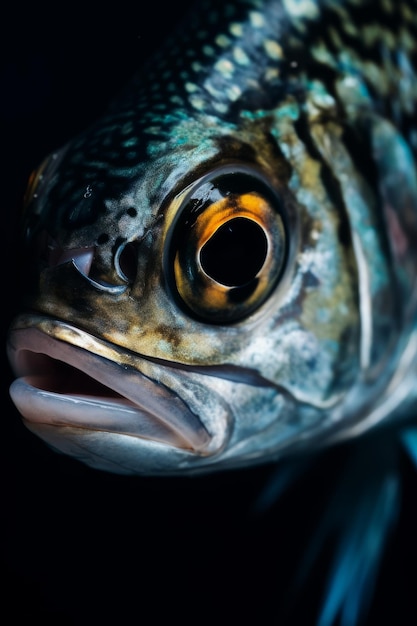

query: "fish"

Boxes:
[6, 0, 417, 622]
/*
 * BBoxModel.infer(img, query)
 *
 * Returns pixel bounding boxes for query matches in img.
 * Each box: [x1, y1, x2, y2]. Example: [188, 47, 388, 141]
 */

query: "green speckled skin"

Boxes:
[7, 0, 417, 475]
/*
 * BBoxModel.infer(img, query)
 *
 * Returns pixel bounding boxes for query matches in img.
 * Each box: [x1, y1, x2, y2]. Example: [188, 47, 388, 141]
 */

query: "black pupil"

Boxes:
[200, 217, 268, 286]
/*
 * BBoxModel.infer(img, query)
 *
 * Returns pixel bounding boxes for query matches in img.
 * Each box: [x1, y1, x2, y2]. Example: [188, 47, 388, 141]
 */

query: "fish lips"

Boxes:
[7, 324, 218, 458]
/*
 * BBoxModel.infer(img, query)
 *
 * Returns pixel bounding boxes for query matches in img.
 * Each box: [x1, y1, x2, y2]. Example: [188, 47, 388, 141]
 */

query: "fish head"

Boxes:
[7, 0, 417, 475]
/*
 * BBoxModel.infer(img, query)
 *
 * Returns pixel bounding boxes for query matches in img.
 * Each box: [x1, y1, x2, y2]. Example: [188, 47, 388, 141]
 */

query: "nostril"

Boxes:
[57, 248, 94, 275]
[28, 230, 128, 294]
[32, 228, 95, 274]
[115, 240, 139, 283]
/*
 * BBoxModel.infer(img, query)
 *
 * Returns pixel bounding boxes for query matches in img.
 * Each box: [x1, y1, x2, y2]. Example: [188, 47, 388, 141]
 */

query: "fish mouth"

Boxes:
[7, 321, 214, 455]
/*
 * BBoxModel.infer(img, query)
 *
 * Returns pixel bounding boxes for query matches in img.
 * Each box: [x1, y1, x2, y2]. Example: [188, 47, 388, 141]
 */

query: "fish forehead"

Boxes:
[26, 0, 417, 245]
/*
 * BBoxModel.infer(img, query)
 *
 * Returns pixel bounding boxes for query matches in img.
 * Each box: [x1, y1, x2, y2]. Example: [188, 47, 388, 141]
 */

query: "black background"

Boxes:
[2, 3, 417, 624]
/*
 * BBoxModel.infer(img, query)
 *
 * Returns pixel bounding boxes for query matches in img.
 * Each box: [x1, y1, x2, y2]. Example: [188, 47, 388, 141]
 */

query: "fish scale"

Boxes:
[6, 1, 417, 623]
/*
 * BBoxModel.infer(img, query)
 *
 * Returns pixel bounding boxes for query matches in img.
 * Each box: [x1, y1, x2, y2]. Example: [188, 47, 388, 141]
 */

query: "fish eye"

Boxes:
[167, 167, 288, 324]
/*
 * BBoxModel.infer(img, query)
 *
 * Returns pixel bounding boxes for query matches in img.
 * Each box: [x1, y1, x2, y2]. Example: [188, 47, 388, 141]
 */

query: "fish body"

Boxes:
[6, 0, 417, 478]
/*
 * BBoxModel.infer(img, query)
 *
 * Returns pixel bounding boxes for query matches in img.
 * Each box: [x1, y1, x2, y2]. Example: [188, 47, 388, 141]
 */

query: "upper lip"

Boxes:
[7, 324, 213, 453]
